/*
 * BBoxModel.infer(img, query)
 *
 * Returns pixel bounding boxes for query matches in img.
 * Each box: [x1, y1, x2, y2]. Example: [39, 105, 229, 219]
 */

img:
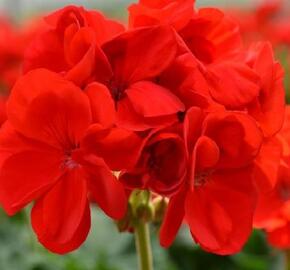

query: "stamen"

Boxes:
[195, 171, 212, 187]
[61, 152, 80, 170]
[109, 80, 126, 104]
[279, 183, 290, 201]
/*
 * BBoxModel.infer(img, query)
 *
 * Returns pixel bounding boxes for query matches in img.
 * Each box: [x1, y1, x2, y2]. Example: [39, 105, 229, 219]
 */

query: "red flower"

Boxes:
[129, 2, 242, 63]
[0, 69, 143, 254]
[129, 1, 263, 113]
[24, 6, 185, 131]
[160, 107, 262, 254]
[86, 25, 185, 130]
[119, 125, 187, 196]
[24, 5, 124, 87]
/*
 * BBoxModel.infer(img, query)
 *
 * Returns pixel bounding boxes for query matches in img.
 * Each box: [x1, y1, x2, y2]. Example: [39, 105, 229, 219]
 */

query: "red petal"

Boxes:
[194, 136, 220, 173]
[102, 25, 177, 83]
[183, 107, 204, 154]
[247, 42, 285, 137]
[160, 188, 186, 247]
[179, 8, 242, 62]
[64, 27, 97, 86]
[208, 62, 260, 109]
[31, 169, 90, 254]
[203, 111, 263, 169]
[64, 27, 113, 86]
[8, 69, 91, 148]
[126, 81, 184, 117]
[198, 8, 242, 59]
[44, 5, 86, 29]
[84, 83, 116, 127]
[248, 63, 285, 137]
[83, 156, 127, 220]
[81, 124, 143, 171]
[128, 0, 194, 31]
[254, 164, 290, 228]
[84, 10, 125, 44]
[0, 127, 62, 215]
[267, 224, 290, 249]
[254, 137, 282, 193]
[185, 168, 256, 255]
[117, 97, 180, 131]
[23, 30, 67, 73]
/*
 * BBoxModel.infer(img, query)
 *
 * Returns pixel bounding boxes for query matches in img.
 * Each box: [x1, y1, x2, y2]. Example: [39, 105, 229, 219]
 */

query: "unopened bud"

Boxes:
[135, 202, 155, 223]
[153, 197, 168, 223]
[116, 204, 133, 232]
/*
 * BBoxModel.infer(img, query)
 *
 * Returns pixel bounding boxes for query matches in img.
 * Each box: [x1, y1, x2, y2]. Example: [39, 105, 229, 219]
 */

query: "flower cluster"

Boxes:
[0, 1, 286, 255]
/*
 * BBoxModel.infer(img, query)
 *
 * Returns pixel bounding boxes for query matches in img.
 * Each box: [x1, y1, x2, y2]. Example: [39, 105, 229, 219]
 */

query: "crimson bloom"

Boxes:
[24, 5, 185, 131]
[119, 125, 187, 197]
[91, 25, 185, 131]
[0, 69, 139, 254]
[24, 6, 124, 87]
[129, 1, 263, 113]
[160, 107, 263, 254]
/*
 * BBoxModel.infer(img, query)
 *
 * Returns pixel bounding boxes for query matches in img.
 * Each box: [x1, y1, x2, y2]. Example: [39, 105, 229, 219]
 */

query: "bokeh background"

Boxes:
[0, 0, 289, 269]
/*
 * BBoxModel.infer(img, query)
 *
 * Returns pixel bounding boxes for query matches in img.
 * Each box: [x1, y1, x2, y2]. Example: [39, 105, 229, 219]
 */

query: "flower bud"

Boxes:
[116, 204, 134, 232]
[153, 197, 168, 223]
[135, 202, 155, 223]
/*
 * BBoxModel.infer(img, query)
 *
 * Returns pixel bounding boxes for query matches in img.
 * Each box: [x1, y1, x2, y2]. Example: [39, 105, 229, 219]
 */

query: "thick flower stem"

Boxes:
[134, 221, 153, 270]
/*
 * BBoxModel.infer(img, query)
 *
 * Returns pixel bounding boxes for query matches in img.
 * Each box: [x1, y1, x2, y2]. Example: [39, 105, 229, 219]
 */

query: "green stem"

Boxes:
[134, 221, 153, 270]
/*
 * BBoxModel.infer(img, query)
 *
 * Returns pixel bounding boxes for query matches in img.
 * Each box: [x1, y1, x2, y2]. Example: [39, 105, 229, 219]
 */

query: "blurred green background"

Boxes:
[0, 0, 289, 269]
[0, 207, 287, 270]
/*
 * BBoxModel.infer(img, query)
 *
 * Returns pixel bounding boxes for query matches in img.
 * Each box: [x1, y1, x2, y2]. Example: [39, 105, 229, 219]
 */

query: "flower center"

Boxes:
[194, 170, 213, 187]
[109, 80, 126, 104]
[279, 182, 290, 202]
[61, 151, 80, 170]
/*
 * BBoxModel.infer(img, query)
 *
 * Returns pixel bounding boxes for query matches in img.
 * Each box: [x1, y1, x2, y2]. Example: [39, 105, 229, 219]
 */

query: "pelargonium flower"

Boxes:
[0, 69, 142, 254]
[119, 124, 187, 196]
[24, 6, 125, 87]
[129, 1, 285, 124]
[159, 107, 263, 254]
[26, 9, 186, 131]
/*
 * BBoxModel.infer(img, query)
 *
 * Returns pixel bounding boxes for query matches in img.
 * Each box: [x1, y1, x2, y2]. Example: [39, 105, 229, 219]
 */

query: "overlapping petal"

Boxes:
[7, 69, 92, 148]
[185, 168, 256, 255]
[31, 169, 90, 254]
